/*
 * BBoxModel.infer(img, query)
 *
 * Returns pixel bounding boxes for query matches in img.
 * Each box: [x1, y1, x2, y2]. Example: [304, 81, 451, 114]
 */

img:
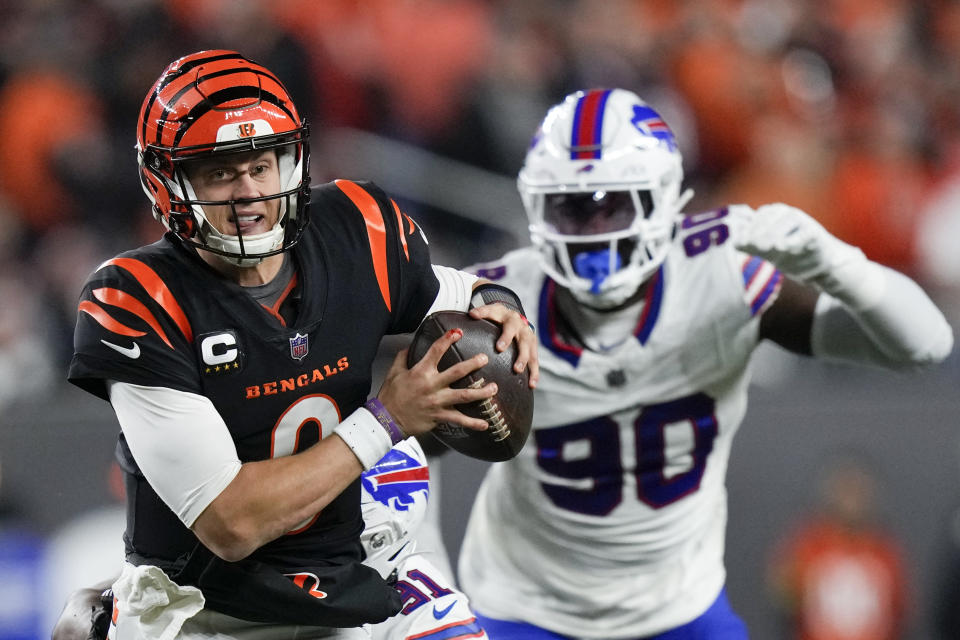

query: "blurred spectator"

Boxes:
[767, 450, 909, 640]
[0, 200, 55, 410]
[0, 68, 106, 235]
[0, 0, 955, 356]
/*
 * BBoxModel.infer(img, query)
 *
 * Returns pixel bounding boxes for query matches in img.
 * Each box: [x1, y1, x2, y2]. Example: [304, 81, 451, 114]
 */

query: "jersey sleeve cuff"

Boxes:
[179, 460, 242, 527]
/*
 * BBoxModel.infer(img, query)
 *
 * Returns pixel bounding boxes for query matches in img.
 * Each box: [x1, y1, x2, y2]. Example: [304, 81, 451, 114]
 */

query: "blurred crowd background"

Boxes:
[2, 0, 960, 638]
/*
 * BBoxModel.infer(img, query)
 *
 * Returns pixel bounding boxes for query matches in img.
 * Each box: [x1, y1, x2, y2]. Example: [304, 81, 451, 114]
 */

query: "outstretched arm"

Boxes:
[734, 203, 954, 368]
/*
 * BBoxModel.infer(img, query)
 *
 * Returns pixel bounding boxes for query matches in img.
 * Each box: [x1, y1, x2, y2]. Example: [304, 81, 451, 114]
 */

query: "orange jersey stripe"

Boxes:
[77, 300, 147, 338]
[93, 287, 174, 349]
[390, 199, 410, 261]
[335, 180, 391, 311]
[99, 257, 194, 343]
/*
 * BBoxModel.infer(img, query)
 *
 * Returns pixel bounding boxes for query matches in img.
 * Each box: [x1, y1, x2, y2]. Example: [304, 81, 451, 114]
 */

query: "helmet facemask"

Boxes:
[136, 50, 311, 267]
[519, 89, 692, 309]
[143, 132, 309, 267]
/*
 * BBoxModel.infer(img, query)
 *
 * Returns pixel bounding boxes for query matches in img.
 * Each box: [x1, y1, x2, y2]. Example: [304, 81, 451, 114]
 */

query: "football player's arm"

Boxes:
[737, 204, 953, 369]
[109, 332, 496, 562]
[757, 278, 817, 354]
[428, 265, 539, 386]
[108, 381, 365, 562]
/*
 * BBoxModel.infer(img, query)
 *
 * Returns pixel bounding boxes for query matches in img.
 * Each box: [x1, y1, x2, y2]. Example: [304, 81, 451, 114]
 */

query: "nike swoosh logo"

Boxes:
[101, 340, 141, 359]
[433, 600, 456, 620]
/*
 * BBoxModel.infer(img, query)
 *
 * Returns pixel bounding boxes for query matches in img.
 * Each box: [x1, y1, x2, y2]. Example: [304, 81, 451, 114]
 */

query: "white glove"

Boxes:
[728, 203, 883, 309]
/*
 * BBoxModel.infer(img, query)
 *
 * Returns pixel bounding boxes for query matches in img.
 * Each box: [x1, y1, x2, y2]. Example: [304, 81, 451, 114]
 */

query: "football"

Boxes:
[406, 310, 533, 462]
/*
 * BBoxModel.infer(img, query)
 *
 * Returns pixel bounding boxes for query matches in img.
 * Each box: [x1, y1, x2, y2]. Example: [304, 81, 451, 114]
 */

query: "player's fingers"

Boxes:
[414, 328, 462, 371]
[469, 304, 524, 352]
[387, 347, 409, 375]
[468, 302, 510, 327]
[496, 323, 521, 353]
[470, 304, 538, 385]
[436, 352, 488, 386]
[438, 379, 497, 406]
[433, 408, 489, 432]
[522, 338, 539, 388]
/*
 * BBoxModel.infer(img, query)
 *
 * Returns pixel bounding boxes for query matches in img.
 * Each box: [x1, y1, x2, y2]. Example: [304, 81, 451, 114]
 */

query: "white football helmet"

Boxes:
[359, 438, 430, 579]
[519, 88, 692, 308]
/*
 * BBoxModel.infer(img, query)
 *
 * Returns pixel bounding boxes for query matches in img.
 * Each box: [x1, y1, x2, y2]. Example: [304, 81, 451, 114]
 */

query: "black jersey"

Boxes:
[67, 180, 438, 624]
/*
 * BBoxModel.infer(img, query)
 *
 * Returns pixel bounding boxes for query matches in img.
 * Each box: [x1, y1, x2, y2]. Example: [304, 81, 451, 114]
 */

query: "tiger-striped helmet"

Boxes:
[136, 50, 310, 266]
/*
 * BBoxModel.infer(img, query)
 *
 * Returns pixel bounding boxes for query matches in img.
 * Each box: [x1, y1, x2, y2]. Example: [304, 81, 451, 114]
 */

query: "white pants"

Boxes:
[107, 563, 370, 640]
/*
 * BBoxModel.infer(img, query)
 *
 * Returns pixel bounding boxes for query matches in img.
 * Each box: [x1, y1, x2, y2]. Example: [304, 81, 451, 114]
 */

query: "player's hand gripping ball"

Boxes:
[407, 311, 533, 462]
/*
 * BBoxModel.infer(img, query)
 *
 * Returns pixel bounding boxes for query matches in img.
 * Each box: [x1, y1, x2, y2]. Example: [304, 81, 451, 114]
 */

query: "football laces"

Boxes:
[469, 378, 510, 441]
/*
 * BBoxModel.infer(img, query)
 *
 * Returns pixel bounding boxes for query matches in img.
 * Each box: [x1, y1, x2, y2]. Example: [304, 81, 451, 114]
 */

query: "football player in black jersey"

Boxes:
[65, 50, 537, 639]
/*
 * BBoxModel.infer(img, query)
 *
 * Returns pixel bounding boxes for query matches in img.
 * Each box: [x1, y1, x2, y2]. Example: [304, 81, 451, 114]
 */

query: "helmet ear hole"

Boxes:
[169, 212, 195, 238]
[142, 148, 172, 176]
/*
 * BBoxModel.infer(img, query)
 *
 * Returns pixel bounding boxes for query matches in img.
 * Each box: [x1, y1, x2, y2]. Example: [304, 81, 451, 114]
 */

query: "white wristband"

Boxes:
[334, 407, 394, 470]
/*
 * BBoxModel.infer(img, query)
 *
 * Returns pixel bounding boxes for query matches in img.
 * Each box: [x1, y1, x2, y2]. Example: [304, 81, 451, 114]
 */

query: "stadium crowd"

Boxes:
[2, 0, 960, 388]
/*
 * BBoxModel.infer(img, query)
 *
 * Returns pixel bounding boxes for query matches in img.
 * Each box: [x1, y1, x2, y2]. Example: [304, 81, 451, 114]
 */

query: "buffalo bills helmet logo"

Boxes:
[361, 447, 429, 511]
[630, 104, 678, 151]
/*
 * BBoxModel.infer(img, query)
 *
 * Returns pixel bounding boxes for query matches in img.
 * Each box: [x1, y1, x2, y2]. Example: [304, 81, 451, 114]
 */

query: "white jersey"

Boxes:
[459, 217, 782, 639]
[368, 552, 488, 640]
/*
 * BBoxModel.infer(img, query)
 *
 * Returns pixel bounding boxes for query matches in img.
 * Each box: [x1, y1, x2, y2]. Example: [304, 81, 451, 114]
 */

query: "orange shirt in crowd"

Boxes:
[770, 518, 908, 640]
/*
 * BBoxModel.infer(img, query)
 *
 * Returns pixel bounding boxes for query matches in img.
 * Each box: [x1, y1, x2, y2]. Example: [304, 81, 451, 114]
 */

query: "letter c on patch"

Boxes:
[201, 333, 238, 366]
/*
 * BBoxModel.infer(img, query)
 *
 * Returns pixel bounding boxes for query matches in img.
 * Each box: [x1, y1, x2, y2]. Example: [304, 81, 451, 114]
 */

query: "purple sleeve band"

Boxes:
[364, 397, 405, 445]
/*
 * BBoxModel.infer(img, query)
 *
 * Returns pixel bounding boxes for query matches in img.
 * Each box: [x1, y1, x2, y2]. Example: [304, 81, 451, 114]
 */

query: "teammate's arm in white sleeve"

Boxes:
[736, 203, 954, 369]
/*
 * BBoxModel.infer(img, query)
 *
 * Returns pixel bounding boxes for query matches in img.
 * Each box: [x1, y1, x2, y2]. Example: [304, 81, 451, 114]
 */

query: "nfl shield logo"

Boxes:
[289, 333, 309, 361]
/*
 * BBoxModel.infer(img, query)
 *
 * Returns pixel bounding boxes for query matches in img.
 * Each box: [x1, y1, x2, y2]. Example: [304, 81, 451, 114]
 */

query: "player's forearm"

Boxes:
[192, 435, 363, 561]
[811, 261, 954, 369]
[731, 203, 953, 368]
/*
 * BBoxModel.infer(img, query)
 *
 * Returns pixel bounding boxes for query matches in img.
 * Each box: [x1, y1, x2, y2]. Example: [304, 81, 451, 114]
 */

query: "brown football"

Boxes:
[406, 310, 533, 462]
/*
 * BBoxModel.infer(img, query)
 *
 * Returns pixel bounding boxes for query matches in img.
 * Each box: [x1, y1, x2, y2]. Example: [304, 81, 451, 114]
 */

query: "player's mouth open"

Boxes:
[232, 214, 264, 233]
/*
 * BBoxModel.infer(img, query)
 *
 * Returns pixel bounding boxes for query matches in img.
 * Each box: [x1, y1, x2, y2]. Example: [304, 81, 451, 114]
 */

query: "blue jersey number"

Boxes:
[682, 207, 730, 257]
[534, 393, 718, 515]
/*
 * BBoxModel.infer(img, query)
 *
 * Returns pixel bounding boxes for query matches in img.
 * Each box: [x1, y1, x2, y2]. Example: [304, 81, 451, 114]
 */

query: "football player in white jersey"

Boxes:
[458, 88, 954, 639]
[359, 437, 487, 640]
[53, 437, 487, 640]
